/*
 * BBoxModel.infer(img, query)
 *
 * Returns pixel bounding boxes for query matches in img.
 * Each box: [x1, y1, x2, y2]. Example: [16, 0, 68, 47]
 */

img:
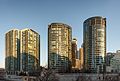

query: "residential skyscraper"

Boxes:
[72, 38, 77, 68]
[5, 29, 20, 74]
[20, 28, 40, 72]
[83, 16, 106, 73]
[48, 23, 72, 73]
[71, 38, 81, 72]
[5, 28, 40, 74]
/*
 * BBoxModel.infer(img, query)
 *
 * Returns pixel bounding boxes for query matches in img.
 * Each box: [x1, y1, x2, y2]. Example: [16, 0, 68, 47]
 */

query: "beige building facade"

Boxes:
[48, 23, 72, 73]
[5, 28, 40, 74]
[20, 28, 40, 72]
[5, 29, 20, 74]
[79, 47, 84, 71]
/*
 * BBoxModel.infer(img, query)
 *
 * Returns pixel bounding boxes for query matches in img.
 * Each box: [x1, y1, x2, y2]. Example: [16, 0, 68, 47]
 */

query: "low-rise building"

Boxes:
[110, 50, 120, 73]
[106, 52, 116, 66]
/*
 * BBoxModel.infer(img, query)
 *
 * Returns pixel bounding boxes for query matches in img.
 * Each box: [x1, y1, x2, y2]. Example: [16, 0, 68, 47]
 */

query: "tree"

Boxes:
[36, 66, 59, 81]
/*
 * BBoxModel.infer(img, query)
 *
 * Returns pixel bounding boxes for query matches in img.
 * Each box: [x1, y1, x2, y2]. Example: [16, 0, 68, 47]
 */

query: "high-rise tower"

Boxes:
[5, 29, 20, 74]
[71, 38, 77, 68]
[48, 23, 72, 73]
[20, 28, 40, 72]
[5, 28, 40, 74]
[83, 16, 106, 73]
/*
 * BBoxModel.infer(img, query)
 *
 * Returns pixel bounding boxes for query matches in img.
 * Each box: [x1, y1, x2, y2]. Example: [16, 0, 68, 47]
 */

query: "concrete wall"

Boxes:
[57, 73, 120, 81]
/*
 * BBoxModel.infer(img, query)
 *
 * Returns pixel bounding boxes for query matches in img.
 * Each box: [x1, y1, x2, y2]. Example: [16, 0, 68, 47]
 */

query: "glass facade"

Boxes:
[5, 28, 40, 74]
[5, 29, 20, 74]
[20, 29, 40, 72]
[83, 16, 106, 73]
[48, 23, 72, 73]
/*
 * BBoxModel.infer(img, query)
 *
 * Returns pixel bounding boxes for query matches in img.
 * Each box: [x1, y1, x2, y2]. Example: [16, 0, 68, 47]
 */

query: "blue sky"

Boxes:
[0, 0, 120, 68]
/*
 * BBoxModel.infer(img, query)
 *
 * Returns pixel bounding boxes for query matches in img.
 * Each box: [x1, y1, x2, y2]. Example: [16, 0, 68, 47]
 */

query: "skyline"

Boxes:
[0, 0, 120, 68]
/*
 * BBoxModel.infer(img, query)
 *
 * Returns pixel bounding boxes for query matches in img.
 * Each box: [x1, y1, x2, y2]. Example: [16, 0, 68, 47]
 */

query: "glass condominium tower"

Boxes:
[83, 16, 106, 73]
[48, 23, 72, 73]
[5, 28, 40, 74]
[5, 29, 20, 74]
[20, 28, 40, 72]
